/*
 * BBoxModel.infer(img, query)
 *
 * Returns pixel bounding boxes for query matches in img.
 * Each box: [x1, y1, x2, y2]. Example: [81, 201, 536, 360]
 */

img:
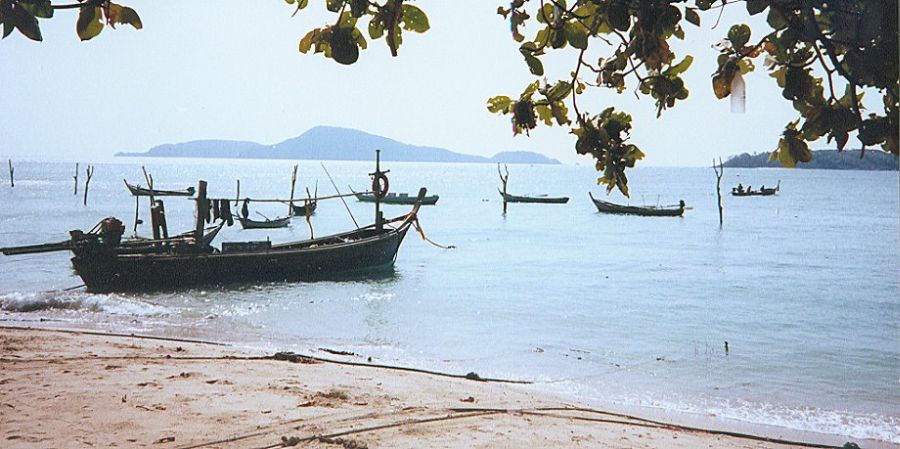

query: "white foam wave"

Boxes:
[0, 291, 169, 316]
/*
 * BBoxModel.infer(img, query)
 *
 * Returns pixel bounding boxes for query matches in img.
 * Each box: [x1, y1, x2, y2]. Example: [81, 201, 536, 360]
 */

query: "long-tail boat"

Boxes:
[2, 153, 425, 292]
[238, 215, 291, 229]
[124, 180, 196, 197]
[731, 181, 780, 196]
[291, 201, 317, 216]
[352, 188, 439, 205]
[498, 189, 569, 204]
[589, 193, 685, 217]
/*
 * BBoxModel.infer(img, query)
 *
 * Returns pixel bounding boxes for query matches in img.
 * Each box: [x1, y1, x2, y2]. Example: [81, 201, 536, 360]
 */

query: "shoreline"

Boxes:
[1, 325, 893, 449]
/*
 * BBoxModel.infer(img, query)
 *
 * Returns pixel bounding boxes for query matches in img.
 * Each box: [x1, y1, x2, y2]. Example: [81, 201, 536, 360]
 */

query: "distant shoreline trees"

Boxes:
[725, 150, 899, 171]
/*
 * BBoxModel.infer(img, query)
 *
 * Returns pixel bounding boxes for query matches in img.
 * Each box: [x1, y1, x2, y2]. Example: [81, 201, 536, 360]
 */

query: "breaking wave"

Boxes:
[0, 291, 169, 316]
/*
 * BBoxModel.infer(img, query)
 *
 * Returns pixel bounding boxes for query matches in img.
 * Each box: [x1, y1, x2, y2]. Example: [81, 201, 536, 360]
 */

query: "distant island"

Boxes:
[725, 150, 898, 171]
[116, 126, 561, 165]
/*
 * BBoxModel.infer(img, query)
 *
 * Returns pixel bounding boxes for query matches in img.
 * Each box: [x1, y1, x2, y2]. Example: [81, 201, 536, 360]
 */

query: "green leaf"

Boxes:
[349, 0, 367, 18]
[667, 55, 693, 76]
[298, 28, 319, 53]
[727, 24, 751, 48]
[564, 22, 588, 49]
[107, 4, 142, 30]
[326, 0, 342, 13]
[76, 6, 104, 41]
[486, 96, 513, 113]
[400, 4, 429, 33]
[330, 27, 359, 64]
[685, 8, 700, 27]
[712, 73, 732, 99]
[368, 18, 384, 39]
[746, 0, 768, 15]
[11, 6, 41, 41]
[21, 0, 53, 19]
[607, 2, 630, 32]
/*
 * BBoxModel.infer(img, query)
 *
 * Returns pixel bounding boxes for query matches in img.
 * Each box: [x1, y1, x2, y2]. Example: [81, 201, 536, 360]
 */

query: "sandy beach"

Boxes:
[0, 326, 874, 449]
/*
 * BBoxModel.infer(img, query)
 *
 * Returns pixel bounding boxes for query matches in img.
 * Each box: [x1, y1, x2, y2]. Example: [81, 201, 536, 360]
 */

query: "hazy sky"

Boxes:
[0, 1, 810, 165]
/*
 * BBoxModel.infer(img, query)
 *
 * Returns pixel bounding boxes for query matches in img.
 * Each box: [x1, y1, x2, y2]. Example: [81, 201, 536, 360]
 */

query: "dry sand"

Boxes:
[0, 326, 867, 449]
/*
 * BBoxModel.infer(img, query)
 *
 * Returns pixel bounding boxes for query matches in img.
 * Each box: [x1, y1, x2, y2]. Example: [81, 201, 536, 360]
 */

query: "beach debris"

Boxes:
[534, 347, 544, 353]
[270, 352, 319, 364]
[121, 394, 127, 403]
[319, 347, 357, 357]
[154, 436, 175, 444]
[281, 436, 302, 446]
[297, 401, 314, 407]
[459, 396, 476, 403]
[318, 436, 368, 449]
[316, 390, 349, 400]
[842, 443, 861, 449]
[465, 372, 483, 381]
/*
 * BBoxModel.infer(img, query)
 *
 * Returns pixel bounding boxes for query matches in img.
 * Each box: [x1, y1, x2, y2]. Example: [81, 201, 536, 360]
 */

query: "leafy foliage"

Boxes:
[0, 0, 141, 43]
[4, 0, 897, 196]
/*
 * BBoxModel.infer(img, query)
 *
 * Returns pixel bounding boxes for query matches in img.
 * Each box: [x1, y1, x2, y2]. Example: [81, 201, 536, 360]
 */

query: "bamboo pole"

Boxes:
[82, 165, 94, 206]
[713, 157, 724, 227]
[288, 164, 298, 215]
[199, 191, 371, 203]
[7, 160, 13, 188]
[73, 163, 79, 195]
[234, 179, 240, 207]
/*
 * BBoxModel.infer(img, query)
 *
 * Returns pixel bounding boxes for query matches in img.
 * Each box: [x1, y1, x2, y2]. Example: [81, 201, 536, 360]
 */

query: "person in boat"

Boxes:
[241, 198, 250, 219]
[747, 185, 752, 193]
[760, 184, 766, 191]
[736, 183, 744, 194]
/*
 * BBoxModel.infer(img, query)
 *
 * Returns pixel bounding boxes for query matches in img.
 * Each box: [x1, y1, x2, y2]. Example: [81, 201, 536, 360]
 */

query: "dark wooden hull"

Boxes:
[499, 189, 569, 204]
[124, 180, 195, 197]
[590, 193, 684, 217]
[291, 201, 317, 216]
[238, 216, 291, 229]
[731, 190, 777, 196]
[71, 224, 411, 292]
[354, 192, 439, 205]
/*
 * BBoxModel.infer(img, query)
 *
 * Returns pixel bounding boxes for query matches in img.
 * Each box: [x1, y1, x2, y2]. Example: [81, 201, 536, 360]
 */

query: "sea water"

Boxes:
[0, 159, 897, 444]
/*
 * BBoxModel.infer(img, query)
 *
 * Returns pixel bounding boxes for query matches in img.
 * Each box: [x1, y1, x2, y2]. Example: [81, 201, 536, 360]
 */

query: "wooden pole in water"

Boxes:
[713, 157, 724, 227]
[194, 180, 208, 244]
[73, 163, 79, 195]
[288, 164, 298, 215]
[7, 160, 13, 188]
[498, 163, 509, 214]
[83, 165, 94, 206]
[234, 179, 240, 207]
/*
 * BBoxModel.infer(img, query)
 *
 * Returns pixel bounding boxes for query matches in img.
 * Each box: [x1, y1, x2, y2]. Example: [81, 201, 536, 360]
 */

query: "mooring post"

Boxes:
[73, 163, 79, 195]
[498, 163, 509, 214]
[374, 150, 383, 231]
[713, 157, 724, 227]
[7, 160, 13, 188]
[194, 180, 208, 244]
[83, 165, 94, 206]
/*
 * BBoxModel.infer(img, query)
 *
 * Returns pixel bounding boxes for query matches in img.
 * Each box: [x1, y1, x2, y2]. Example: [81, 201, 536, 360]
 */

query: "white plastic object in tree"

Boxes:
[731, 72, 746, 113]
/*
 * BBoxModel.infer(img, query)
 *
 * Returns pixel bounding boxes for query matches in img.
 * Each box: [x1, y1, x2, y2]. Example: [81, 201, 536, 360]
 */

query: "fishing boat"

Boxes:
[2, 153, 426, 293]
[291, 201, 317, 216]
[589, 193, 685, 217]
[238, 215, 291, 229]
[731, 181, 780, 196]
[498, 190, 569, 204]
[124, 180, 196, 197]
[352, 189, 439, 205]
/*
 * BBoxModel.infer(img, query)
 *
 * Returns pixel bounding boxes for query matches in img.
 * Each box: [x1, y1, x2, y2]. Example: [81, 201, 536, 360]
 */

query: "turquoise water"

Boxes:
[1, 159, 898, 444]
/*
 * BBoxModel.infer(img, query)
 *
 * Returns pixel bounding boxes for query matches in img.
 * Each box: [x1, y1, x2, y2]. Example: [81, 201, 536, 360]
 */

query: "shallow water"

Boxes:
[1, 159, 897, 443]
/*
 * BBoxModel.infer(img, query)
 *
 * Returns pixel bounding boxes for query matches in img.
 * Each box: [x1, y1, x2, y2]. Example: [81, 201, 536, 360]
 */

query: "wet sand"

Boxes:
[0, 326, 868, 449]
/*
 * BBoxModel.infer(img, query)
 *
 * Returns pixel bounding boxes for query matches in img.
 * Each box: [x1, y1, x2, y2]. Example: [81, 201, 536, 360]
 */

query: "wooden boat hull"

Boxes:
[291, 201, 317, 216]
[354, 192, 439, 205]
[72, 224, 410, 292]
[731, 190, 776, 196]
[124, 180, 195, 197]
[589, 193, 684, 217]
[238, 217, 291, 229]
[499, 190, 569, 204]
